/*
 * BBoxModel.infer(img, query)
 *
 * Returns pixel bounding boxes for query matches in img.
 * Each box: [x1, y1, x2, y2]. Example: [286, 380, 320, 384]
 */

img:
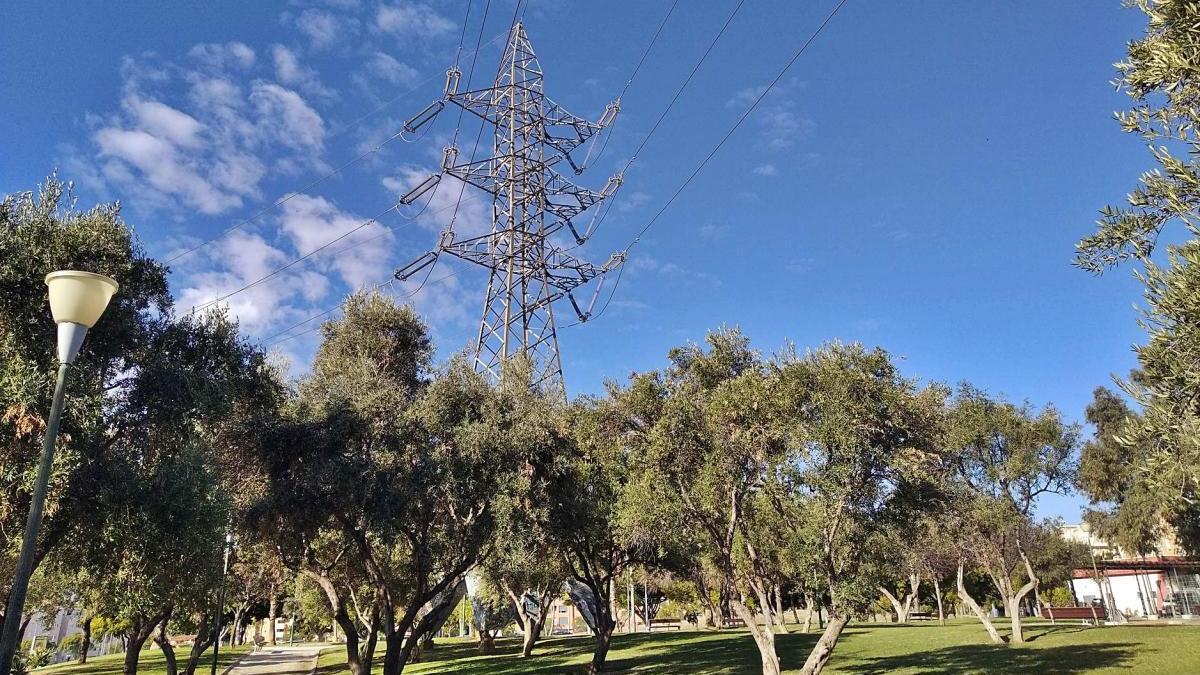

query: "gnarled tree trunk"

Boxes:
[303, 570, 371, 675]
[182, 612, 216, 675]
[732, 596, 779, 675]
[798, 613, 849, 675]
[957, 562, 1002, 644]
[771, 586, 789, 634]
[123, 610, 168, 675]
[879, 572, 921, 623]
[154, 611, 178, 675]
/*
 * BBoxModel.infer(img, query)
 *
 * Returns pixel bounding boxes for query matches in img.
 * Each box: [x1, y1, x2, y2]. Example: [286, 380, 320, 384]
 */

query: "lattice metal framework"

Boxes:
[395, 23, 624, 393]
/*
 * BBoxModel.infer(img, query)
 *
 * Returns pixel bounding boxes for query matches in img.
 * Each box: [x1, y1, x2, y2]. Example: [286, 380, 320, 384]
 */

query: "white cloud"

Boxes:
[698, 223, 728, 240]
[127, 97, 204, 149]
[375, 2, 454, 38]
[75, 49, 328, 218]
[295, 9, 345, 49]
[94, 126, 242, 215]
[188, 42, 256, 70]
[249, 82, 326, 153]
[271, 45, 304, 84]
[616, 190, 651, 213]
[727, 80, 814, 151]
[278, 194, 395, 289]
[752, 163, 778, 177]
[367, 52, 419, 85]
[176, 230, 330, 334]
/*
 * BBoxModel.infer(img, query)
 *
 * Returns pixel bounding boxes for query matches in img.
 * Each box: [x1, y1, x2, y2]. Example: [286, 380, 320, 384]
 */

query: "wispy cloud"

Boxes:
[72, 52, 328, 217]
[375, 2, 454, 39]
[699, 223, 729, 240]
[727, 79, 814, 152]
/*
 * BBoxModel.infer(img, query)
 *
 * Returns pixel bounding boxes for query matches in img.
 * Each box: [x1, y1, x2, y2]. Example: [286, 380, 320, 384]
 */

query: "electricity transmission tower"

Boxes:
[395, 22, 624, 393]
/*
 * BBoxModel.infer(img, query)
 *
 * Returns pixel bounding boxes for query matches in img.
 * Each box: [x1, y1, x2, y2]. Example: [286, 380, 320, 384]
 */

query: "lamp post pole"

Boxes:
[0, 271, 117, 675]
[210, 534, 234, 675]
[0, 364, 71, 675]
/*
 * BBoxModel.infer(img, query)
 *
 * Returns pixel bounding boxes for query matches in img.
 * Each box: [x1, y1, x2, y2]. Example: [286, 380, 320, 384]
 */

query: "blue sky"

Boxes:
[1, 1, 1152, 520]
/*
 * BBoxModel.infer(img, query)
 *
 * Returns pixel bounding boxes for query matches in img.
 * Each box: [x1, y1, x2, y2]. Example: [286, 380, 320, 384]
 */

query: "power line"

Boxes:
[567, 0, 744, 247]
[575, 0, 852, 327]
[262, 267, 463, 347]
[189, 202, 404, 312]
[186, 188, 477, 314]
[578, 0, 681, 173]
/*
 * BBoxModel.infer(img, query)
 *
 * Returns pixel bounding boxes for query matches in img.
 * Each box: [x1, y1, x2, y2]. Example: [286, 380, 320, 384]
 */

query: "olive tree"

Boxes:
[947, 385, 1078, 644]
[1076, 0, 1200, 551]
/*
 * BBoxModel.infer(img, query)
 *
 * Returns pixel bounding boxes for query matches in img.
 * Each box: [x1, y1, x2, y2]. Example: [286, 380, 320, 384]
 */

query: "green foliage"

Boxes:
[1076, 0, 1200, 553]
[1043, 586, 1074, 608]
[1, 176, 169, 594]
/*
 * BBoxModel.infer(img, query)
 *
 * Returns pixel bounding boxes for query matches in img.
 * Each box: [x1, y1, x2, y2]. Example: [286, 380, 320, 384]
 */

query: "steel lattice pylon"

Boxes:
[396, 23, 624, 393]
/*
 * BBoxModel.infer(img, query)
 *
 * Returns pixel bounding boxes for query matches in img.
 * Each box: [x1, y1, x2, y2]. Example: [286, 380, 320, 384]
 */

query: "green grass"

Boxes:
[313, 619, 1200, 674]
[35, 644, 253, 675]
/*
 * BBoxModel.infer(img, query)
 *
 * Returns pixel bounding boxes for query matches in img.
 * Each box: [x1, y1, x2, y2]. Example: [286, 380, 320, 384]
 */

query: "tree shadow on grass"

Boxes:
[839, 642, 1138, 675]
[400, 632, 793, 675]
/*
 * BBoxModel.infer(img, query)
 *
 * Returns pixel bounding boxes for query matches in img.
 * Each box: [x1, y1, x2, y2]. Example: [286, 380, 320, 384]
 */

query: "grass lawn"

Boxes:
[35, 644, 253, 675]
[313, 619, 1200, 674]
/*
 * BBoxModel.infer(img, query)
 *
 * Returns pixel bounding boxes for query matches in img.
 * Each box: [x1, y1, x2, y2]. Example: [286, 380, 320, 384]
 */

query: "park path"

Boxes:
[224, 644, 323, 675]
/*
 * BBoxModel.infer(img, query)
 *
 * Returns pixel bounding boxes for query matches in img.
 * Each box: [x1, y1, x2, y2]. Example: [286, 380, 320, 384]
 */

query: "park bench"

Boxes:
[908, 612, 933, 621]
[721, 617, 746, 629]
[649, 618, 680, 632]
[1041, 606, 1107, 625]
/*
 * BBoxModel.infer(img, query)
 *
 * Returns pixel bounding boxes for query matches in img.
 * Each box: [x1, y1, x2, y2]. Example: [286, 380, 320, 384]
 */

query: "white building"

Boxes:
[1062, 524, 1200, 619]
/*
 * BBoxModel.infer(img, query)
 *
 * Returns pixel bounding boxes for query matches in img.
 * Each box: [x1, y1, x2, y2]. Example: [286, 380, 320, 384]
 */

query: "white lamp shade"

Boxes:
[45, 270, 119, 328]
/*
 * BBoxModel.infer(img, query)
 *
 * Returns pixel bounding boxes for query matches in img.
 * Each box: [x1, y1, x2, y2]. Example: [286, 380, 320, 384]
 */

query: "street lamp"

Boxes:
[210, 533, 235, 675]
[0, 271, 118, 675]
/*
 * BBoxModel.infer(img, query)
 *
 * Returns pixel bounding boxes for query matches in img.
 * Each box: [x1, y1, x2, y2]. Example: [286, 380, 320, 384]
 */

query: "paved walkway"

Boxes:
[224, 644, 323, 675]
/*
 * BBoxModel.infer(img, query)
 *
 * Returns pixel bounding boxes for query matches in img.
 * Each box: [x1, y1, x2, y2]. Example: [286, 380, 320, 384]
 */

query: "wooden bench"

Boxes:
[908, 612, 933, 621]
[720, 617, 746, 629]
[649, 618, 680, 632]
[1041, 606, 1107, 624]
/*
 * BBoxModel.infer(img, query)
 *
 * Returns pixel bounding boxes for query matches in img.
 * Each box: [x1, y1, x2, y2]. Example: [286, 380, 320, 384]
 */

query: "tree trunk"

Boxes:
[732, 598, 779, 675]
[123, 615, 162, 675]
[957, 562, 1002, 644]
[798, 613, 849, 675]
[587, 600, 617, 675]
[772, 586, 789, 634]
[382, 630, 404, 675]
[879, 587, 908, 623]
[229, 609, 241, 647]
[801, 595, 814, 634]
[588, 625, 613, 675]
[1003, 550, 1041, 644]
[522, 614, 546, 658]
[267, 586, 278, 646]
[155, 614, 178, 675]
[933, 577, 945, 626]
[477, 629, 496, 654]
[79, 615, 93, 664]
[182, 613, 216, 675]
[302, 570, 368, 675]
